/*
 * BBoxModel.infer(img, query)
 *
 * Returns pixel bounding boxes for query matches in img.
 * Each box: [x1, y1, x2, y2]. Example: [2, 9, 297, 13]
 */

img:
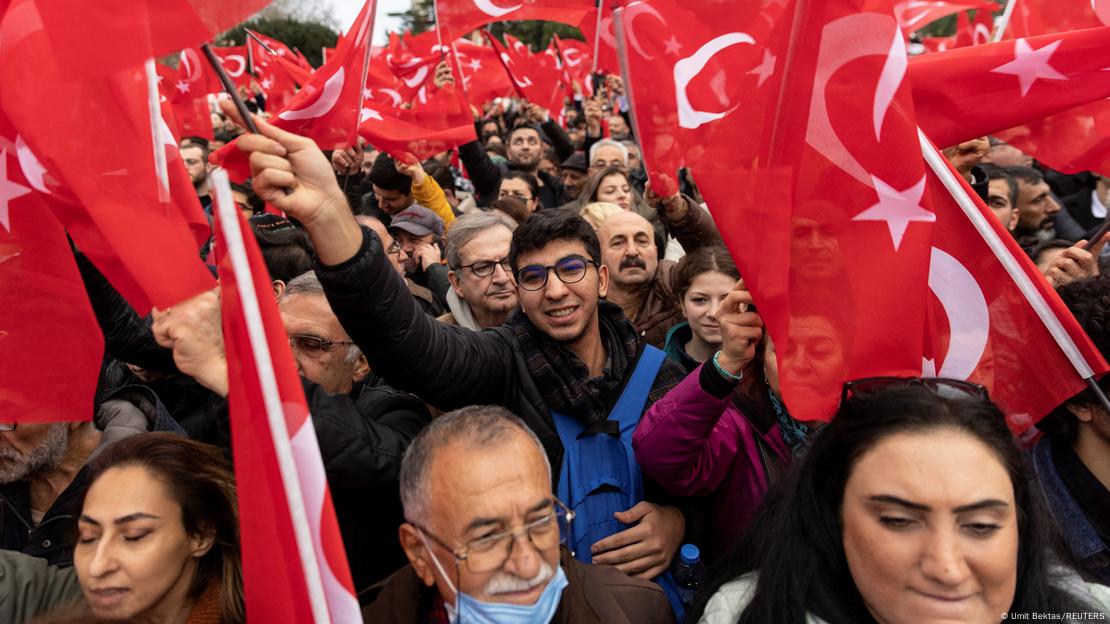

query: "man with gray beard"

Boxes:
[362, 405, 674, 623]
[0, 390, 182, 567]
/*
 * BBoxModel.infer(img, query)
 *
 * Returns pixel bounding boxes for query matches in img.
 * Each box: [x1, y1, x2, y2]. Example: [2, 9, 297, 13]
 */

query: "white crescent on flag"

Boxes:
[673, 33, 753, 130]
[922, 246, 990, 379]
[279, 68, 345, 122]
[474, 0, 522, 18]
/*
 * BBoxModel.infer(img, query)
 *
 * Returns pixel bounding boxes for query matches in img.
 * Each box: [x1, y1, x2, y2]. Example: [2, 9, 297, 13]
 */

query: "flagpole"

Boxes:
[357, 0, 378, 138]
[591, 0, 604, 74]
[143, 58, 170, 204]
[992, 0, 1017, 42]
[211, 169, 334, 624]
[918, 127, 1106, 409]
[612, 8, 642, 152]
[201, 43, 260, 134]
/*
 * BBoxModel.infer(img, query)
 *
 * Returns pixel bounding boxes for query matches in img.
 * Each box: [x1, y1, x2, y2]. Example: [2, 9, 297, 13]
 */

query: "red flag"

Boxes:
[212, 170, 361, 624]
[0, 0, 216, 312]
[909, 26, 1110, 148]
[29, 0, 270, 78]
[993, 104, 1110, 177]
[894, 0, 995, 34]
[270, 0, 375, 150]
[0, 114, 103, 423]
[1004, 0, 1109, 38]
[358, 85, 477, 161]
[212, 45, 253, 90]
[247, 29, 313, 71]
[454, 39, 515, 106]
[436, 0, 595, 39]
[954, 5, 995, 47]
[919, 133, 1108, 432]
[487, 33, 565, 118]
[624, 0, 935, 420]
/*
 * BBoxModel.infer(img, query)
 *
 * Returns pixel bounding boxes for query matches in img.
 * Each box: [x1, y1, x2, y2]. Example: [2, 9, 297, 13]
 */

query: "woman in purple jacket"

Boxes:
[634, 248, 805, 556]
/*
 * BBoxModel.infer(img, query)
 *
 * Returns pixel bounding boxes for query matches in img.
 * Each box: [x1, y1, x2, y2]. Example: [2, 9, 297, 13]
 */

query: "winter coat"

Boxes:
[361, 547, 675, 624]
[0, 550, 81, 624]
[0, 386, 184, 568]
[633, 363, 789, 554]
[457, 117, 575, 208]
[315, 227, 688, 494]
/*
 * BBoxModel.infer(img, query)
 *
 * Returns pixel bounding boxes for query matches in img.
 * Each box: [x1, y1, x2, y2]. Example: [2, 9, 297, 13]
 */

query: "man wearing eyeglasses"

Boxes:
[440, 212, 518, 331]
[230, 108, 692, 610]
[363, 405, 674, 623]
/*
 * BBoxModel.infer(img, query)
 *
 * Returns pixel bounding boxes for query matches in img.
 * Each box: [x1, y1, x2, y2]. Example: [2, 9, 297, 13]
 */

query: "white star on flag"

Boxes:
[854, 175, 935, 251]
[261, 77, 273, 90]
[0, 153, 32, 232]
[468, 59, 483, 71]
[664, 36, 682, 56]
[991, 38, 1067, 97]
[175, 80, 191, 94]
[359, 108, 383, 123]
[747, 49, 776, 88]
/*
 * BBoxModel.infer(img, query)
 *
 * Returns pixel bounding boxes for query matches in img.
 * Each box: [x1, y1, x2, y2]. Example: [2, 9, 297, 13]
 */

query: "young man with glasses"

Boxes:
[441, 212, 519, 331]
[364, 405, 674, 623]
[229, 108, 691, 609]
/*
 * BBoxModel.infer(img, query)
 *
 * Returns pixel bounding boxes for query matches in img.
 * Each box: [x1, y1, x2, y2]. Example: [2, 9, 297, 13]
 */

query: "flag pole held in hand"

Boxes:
[201, 43, 259, 134]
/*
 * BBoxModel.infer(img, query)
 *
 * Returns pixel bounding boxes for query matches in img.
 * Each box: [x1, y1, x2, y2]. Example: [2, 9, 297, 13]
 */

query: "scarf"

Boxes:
[509, 301, 640, 429]
[445, 288, 483, 332]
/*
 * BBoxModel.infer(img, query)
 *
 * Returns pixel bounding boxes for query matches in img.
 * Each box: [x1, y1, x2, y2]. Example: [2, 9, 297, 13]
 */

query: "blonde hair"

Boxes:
[579, 202, 624, 231]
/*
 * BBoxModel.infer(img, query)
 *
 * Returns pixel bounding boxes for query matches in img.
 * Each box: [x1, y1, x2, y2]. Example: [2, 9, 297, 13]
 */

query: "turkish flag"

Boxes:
[454, 39, 515, 106]
[28, 0, 270, 78]
[0, 113, 103, 424]
[1004, 0, 1110, 38]
[212, 45, 253, 90]
[578, 2, 622, 74]
[893, 0, 995, 34]
[0, 0, 216, 313]
[553, 35, 593, 97]
[358, 84, 477, 161]
[909, 26, 1110, 148]
[247, 29, 313, 71]
[624, 0, 936, 420]
[212, 172, 361, 624]
[487, 33, 565, 118]
[436, 0, 595, 39]
[919, 136, 1108, 432]
[954, 5, 996, 47]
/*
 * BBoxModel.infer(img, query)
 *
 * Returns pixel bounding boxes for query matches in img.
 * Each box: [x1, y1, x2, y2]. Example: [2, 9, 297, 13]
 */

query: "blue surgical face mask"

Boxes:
[418, 530, 568, 624]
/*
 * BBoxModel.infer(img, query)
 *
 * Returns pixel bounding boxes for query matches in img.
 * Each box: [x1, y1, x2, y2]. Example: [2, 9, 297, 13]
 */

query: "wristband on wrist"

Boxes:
[712, 351, 744, 383]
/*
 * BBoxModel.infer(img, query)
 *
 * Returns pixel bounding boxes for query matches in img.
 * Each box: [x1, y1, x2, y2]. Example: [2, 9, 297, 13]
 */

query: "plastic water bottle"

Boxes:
[673, 543, 705, 610]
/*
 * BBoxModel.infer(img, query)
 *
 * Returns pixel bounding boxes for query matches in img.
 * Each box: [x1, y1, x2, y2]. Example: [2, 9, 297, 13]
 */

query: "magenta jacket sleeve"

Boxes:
[633, 363, 754, 496]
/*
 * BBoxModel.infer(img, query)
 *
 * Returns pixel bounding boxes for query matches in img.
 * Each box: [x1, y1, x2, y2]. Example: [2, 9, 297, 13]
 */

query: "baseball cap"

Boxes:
[387, 205, 445, 238]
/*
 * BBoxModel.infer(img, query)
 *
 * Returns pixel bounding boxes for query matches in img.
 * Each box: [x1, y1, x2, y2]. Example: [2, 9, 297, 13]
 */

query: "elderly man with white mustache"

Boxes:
[362, 405, 674, 623]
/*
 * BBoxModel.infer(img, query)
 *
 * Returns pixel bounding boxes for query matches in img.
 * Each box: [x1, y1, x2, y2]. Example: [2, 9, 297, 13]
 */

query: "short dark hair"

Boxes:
[423, 160, 456, 193]
[368, 152, 412, 194]
[500, 170, 540, 201]
[230, 182, 264, 214]
[252, 218, 315, 284]
[213, 130, 235, 144]
[980, 162, 1019, 207]
[509, 209, 601, 272]
[508, 124, 543, 146]
[1005, 165, 1044, 187]
[485, 142, 508, 158]
[1038, 276, 1110, 442]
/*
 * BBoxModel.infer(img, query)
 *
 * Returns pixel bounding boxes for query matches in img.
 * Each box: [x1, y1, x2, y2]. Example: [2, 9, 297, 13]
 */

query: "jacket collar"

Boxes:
[1032, 437, 1108, 559]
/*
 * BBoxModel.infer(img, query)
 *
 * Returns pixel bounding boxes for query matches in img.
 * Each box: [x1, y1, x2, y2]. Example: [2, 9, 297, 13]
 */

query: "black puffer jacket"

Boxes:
[315, 228, 686, 492]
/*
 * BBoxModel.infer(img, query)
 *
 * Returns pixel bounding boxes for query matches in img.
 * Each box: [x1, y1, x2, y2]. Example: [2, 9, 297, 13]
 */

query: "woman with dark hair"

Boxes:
[692, 382, 1110, 624]
[62, 433, 243, 624]
[635, 273, 801, 557]
[578, 166, 688, 260]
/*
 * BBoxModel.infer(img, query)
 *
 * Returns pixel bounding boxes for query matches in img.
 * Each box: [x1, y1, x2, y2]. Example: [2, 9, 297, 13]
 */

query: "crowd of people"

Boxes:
[3, 51, 1110, 624]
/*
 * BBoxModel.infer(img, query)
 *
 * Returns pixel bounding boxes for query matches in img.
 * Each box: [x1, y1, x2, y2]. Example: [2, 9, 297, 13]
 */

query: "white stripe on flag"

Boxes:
[918, 127, 1095, 380]
[212, 169, 333, 623]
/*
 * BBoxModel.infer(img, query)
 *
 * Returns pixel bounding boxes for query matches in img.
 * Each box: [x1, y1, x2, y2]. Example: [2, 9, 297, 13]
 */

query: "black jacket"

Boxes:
[0, 386, 183, 567]
[315, 228, 687, 490]
[304, 378, 431, 598]
[458, 118, 573, 209]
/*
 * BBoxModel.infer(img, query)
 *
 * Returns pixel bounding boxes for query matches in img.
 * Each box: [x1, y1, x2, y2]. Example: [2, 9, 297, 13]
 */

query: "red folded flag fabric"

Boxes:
[486, 33, 565, 119]
[212, 45, 253, 90]
[893, 0, 994, 34]
[909, 26, 1110, 148]
[436, 0, 595, 40]
[0, 113, 102, 423]
[246, 29, 314, 71]
[0, 0, 215, 313]
[212, 171, 361, 624]
[1003, 0, 1108, 39]
[30, 0, 270, 78]
[624, 0, 934, 420]
[358, 85, 478, 162]
[919, 133, 1108, 433]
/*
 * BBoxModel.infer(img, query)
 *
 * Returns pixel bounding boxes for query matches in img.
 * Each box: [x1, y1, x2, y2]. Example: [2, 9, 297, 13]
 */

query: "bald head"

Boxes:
[599, 211, 657, 290]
